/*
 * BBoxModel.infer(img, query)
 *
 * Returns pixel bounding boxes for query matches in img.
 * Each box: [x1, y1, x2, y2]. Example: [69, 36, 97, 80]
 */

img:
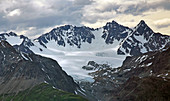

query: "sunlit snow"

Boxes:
[29, 29, 127, 81]
[6, 36, 23, 45]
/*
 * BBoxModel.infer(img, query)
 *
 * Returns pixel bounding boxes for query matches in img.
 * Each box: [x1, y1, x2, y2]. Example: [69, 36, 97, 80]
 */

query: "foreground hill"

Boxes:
[0, 83, 87, 101]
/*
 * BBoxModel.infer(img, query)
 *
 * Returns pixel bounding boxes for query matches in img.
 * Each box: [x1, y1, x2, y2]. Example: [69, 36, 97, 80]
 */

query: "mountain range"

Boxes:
[0, 20, 169, 80]
[0, 20, 169, 55]
[0, 20, 169, 101]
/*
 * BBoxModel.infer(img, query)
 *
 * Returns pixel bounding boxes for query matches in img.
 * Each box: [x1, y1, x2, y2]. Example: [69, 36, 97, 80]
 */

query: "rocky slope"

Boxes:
[114, 76, 170, 101]
[80, 45, 170, 101]
[0, 41, 79, 94]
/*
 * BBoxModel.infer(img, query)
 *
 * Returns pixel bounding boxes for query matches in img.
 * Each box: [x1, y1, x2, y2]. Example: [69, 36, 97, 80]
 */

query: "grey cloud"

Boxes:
[73, 0, 93, 6]
[0, 0, 89, 37]
[116, 0, 170, 15]
[151, 1, 170, 10]
[156, 24, 170, 29]
[82, 0, 170, 24]
[0, 0, 170, 38]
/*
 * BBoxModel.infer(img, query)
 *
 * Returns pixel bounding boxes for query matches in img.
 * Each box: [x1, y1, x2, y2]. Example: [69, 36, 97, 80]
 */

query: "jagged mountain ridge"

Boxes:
[34, 20, 170, 55]
[0, 20, 169, 82]
[0, 20, 169, 56]
[35, 25, 95, 48]
[0, 41, 79, 94]
[33, 20, 132, 52]
[118, 20, 170, 55]
[34, 20, 131, 49]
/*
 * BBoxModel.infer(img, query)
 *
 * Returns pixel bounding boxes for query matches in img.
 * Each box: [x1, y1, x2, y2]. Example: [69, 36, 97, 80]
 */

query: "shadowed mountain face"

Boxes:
[0, 41, 78, 94]
[101, 20, 131, 44]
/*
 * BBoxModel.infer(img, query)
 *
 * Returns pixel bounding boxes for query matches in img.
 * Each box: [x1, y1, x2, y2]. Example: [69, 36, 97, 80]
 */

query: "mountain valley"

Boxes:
[0, 20, 169, 101]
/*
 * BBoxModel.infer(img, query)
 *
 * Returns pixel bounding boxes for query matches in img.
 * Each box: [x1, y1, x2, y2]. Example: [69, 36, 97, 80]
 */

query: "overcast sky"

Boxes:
[0, 0, 170, 38]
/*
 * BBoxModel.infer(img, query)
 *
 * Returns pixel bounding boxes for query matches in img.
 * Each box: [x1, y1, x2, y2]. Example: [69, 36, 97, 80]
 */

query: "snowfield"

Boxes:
[29, 29, 127, 81]
[4, 35, 23, 46]
[30, 47, 126, 82]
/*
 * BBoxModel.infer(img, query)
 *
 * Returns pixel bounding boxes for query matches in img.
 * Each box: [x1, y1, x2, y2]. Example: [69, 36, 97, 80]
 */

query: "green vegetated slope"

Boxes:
[0, 83, 87, 101]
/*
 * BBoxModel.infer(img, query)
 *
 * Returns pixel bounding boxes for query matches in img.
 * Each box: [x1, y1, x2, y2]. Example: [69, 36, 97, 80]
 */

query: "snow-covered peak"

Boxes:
[133, 20, 153, 36]
[118, 21, 170, 55]
[0, 32, 23, 46]
[0, 32, 34, 54]
[27, 20, 170, 56]
[8, 31, 18, 36]
[58, 25, 74, 30]
[105, 20, 119, 27]
[102, 20, 132, 44]
[138, 20, 146, 26]
[34, 25, 95, 49]
[0, 20, 169, 56]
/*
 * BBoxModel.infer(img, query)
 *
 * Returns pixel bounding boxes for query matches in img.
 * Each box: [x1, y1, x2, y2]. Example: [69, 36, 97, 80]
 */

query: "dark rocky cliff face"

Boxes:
[0, 41, 78, 94]
[101, 20, 132, 44]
